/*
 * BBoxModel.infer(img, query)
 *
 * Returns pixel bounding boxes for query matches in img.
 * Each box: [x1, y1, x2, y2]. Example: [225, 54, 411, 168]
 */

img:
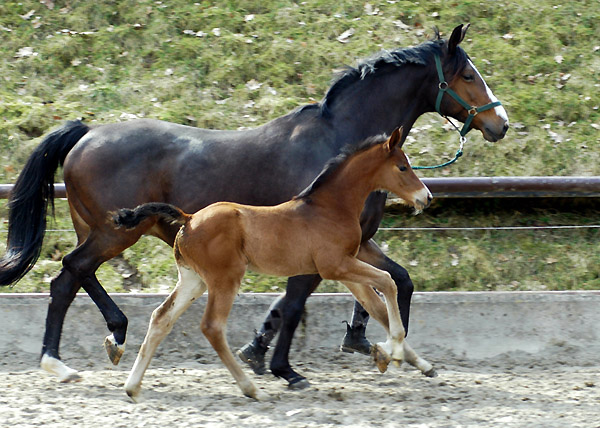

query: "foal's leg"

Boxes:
[323, 258, 407, 371]
[340, 191, 388, 354]
[343, 248, 415, 355]
[356, 240, 435, 376]
[358, 239, 414, 337]
[125, 266, 206, 401]
[201, 274, 260, 399]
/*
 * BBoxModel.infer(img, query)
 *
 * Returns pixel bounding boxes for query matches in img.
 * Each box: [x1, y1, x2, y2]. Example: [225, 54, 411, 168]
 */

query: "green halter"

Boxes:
[412, 54, 502, 171]
[434, 54, 502, 137]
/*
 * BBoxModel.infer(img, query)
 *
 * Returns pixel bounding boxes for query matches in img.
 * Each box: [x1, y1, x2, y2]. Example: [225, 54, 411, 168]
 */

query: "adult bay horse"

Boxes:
[0, 24, 508, 385]
[114, 128, 434, 399]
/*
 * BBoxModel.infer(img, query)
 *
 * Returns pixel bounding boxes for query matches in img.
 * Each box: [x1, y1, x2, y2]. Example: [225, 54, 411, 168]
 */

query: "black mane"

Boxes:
[295, 37, 468, 117]
[294, 134, 388, 201]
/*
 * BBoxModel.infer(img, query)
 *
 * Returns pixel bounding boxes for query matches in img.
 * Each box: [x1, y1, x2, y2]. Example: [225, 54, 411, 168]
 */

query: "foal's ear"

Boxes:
[385, 126, 404, 152]
[448, 23, 470, 55]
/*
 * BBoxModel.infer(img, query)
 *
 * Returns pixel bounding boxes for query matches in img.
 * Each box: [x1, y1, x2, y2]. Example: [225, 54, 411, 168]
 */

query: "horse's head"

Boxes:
[435, 24, 509, 142]
[382, 127, 432, 213]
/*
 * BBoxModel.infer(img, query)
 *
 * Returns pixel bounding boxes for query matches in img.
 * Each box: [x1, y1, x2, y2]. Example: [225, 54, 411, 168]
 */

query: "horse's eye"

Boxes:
[399, 165, 407, 172]
[463, 74, 475, 82]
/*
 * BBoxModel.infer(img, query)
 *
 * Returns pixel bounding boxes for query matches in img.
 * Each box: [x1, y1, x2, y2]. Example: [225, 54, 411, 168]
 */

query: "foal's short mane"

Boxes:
[296, 37, 468, 117]
[294, 134, 388, 201]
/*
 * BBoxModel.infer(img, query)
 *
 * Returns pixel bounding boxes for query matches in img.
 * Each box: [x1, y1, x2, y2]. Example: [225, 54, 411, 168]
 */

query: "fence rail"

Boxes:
[3, 176, 600, 200]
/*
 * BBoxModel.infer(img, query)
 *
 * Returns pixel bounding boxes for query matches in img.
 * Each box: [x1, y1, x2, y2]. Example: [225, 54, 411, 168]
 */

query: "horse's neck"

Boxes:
[328, 66, 432, 145]
[310, 148, 383, 219]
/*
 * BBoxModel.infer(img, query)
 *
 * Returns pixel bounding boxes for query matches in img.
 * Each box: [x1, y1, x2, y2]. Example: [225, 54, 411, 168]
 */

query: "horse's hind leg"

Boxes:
[40, 267, 82, 382]
[61, 231, 138, 365]
[40, 230, 132, 381]
[201, 275, 259, 399]
[125, 265, 206, 401]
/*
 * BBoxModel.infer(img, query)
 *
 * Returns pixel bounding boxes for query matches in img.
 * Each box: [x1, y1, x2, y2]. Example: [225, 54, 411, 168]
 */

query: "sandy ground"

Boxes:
[1, 344, 599, 428]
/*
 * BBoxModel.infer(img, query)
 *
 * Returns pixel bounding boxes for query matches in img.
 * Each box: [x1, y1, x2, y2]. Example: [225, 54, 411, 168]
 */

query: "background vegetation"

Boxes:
[1, 0, 599, 293]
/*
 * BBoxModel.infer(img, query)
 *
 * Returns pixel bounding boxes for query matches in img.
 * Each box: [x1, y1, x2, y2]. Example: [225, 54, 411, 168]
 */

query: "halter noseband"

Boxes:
[434, 54, 502, 137]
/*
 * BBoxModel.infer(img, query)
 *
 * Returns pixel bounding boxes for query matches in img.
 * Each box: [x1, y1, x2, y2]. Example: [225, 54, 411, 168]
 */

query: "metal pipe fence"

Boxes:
[2, 177, 599, 234]
[2, 176, 600, 200]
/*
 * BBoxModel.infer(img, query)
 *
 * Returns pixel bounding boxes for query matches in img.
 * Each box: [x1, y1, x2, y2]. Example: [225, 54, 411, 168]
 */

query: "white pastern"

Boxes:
[468, 59, 509, 123]
[40, 354, 81, 382]
[106, 333, 126, 351]
[377, 338, 404, 362]
[125, 379, 143, 402]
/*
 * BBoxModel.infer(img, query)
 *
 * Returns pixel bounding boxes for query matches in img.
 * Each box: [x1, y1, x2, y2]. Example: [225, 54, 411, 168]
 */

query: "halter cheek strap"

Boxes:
[434, 54, 502, 137]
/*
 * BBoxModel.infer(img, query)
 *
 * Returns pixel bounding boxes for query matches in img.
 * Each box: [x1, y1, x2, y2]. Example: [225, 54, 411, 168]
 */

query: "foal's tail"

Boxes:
[113, 203, 190, 230]
[0, 120, 90, 286]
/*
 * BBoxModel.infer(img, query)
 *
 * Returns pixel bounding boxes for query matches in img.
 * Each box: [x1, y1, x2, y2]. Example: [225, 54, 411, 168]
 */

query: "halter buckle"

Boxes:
[438, 81, 448, 91]
[468, 107, 478, 116]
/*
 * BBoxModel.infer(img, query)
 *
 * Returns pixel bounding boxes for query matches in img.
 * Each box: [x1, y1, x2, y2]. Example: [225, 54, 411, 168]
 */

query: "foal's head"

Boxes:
[379, 127, 432, 213]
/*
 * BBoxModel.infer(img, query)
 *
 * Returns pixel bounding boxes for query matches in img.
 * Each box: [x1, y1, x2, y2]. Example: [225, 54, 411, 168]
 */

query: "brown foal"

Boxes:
[114, 127, 434, 400]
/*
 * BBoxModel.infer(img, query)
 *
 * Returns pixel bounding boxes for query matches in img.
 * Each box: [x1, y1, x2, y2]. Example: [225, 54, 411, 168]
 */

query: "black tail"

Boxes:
[113, 203, 188, 230]
[0, 120, 90, 286]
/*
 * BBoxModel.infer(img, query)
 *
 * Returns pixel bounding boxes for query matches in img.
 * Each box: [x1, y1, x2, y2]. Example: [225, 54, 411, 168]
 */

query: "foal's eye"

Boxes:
[399, 165, 407, 172]
[462, 74, 475, 82]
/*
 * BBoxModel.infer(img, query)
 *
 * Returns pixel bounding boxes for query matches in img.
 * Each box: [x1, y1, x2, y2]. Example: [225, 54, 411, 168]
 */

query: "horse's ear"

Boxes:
[448, 23, 470, 55]
[385, 126, 404, 152]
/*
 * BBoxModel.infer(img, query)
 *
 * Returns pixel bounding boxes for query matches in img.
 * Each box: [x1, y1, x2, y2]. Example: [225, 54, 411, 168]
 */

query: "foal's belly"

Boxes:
[244, 241, 318, 278]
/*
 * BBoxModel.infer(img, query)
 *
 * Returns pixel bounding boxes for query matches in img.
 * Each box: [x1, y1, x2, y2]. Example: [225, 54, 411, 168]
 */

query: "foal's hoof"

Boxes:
[424, 367, 438, 378]
[104, 334, 125, 365]
[125, 386, 142, 403]
[288, 376, 311, 390]
[371, 344, 392, 373]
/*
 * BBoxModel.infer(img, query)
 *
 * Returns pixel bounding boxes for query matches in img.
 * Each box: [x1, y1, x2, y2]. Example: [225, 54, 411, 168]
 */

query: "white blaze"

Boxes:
[468, 59, 509, 123]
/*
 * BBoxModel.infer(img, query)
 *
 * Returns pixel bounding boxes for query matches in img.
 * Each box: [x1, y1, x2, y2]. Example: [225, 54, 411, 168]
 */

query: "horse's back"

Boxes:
[62, 117, 334, 220]
[62, 119, 253, 224]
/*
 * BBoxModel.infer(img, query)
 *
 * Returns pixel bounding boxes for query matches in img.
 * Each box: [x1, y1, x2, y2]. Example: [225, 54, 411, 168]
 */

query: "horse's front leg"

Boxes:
[269, 274, 322, 389]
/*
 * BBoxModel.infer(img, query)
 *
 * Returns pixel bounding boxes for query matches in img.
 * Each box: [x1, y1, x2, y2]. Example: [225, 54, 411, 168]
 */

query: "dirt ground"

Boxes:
[2, 344, 599, 428]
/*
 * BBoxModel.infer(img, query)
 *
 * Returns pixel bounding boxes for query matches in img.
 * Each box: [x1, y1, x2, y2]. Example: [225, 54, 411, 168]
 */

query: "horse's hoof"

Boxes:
[40, 354, 82, 383]
[236, 344, 266, 375]
[424, 367, 438, 378]
[104, 334, 125, 365]
[371, 344, 392, 373]
[60, 371, 83, 383]
[288, 377, 311, 390]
